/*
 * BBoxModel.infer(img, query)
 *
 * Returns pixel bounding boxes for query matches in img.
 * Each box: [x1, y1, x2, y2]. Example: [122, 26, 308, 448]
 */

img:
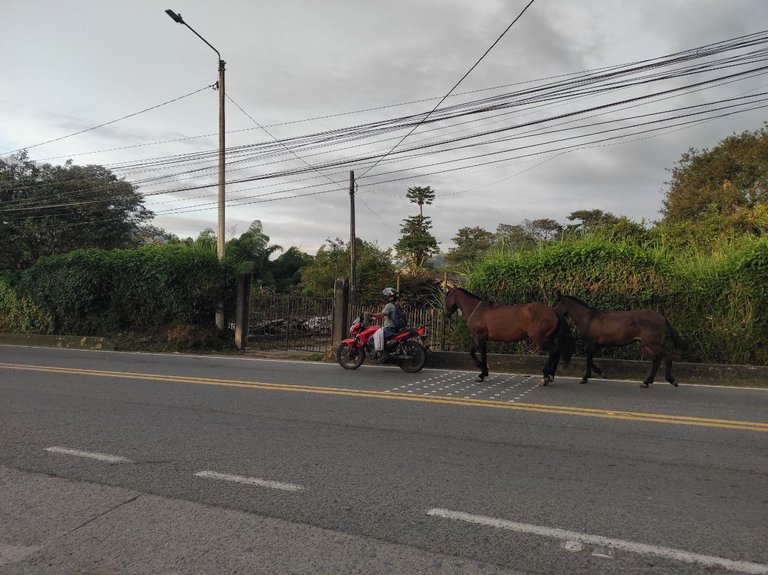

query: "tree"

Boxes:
[445, 226, 495, 266]
[299, 238, 395, 297]
[405, 186, 435, 218]
[526, 218, 563, 242]
[494, 223, 537, 252]
[566, 209, 620, 233]
[0, 152, 153, 270]
[397, 185, 439, 271]
[493, 219, 563, 251]
[268, 247, 313, 293]
[185, 228, 217, 251]
[660, 125, 768, 244]
[395, 215, 439, 271]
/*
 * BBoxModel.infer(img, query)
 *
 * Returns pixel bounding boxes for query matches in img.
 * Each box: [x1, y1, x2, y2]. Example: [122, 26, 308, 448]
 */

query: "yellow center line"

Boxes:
[2, 362, 767, 432]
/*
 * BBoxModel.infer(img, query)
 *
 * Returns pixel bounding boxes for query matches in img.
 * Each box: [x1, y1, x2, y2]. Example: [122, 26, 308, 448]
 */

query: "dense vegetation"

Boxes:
[0, 245, 241, 350]
[1, 126, 765, 362]
[461, 235, 768, 365]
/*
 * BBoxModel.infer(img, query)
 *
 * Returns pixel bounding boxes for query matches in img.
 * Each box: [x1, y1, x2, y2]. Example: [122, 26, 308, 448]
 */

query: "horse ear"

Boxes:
[554, 288, 562, 299]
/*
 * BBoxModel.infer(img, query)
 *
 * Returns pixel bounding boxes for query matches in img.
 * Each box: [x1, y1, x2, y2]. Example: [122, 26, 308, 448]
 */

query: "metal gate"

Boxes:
[248, 294, 334, 352]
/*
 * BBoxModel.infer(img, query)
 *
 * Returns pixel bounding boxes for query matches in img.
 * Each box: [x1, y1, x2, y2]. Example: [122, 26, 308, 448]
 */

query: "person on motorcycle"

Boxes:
[365, 287, 407, 362]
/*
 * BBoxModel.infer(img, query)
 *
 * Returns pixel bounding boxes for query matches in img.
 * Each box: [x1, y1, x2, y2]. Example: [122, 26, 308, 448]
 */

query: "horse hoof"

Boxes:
[538, 378, 550, 386]
[579, 379, 588, 385]
[640, 383, 649, 388]
[476, 376, 485, 383]
[669, 380, 678, 387]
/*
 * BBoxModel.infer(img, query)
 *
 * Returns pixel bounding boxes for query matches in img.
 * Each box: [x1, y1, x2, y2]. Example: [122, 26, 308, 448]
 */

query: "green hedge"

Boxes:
[1, 244, 240, 338]
[463, 237, 768, 365]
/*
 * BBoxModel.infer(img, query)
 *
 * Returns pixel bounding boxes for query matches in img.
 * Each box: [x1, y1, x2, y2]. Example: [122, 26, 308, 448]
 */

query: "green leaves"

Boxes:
[465, 236, 768, 365]
[14, 244, 235, 336]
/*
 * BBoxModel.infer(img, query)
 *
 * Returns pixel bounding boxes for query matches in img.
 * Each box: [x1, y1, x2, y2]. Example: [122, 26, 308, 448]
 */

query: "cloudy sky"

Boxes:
[2, 0, 767, 256]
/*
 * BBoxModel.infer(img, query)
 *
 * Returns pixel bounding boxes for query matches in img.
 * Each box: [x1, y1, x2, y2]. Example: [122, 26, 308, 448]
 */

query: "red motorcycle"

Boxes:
[336, 315, 428, 373]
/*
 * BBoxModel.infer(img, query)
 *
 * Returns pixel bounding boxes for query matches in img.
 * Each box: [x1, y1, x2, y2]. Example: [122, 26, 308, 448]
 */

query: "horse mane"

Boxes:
[561, 293, 597, 310]
[452, 287, 494, 305]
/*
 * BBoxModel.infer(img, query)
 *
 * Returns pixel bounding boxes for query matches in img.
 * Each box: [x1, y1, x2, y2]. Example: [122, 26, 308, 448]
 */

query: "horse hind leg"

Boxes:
[664, 353, 678, 387]
[642, 344, 662, 388]
[539, 345, 562, 386]
[580, 345, 597, 385]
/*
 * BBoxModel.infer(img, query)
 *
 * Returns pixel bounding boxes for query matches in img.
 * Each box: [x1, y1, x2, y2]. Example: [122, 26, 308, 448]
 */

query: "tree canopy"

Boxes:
[0, 152, 153, 270]
[660, 125, 768, 245]
[445, 226, 496, 266]
[299, 238, 395, 298]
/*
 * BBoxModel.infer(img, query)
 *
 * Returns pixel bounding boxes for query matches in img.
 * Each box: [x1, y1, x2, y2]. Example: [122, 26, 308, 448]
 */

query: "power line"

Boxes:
[358, 0, 537, 179]
[1, 85, 214, 156]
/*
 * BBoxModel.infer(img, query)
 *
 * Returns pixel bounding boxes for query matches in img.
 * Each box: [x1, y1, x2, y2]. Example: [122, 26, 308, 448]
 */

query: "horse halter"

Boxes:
[466, 301, 482, 323]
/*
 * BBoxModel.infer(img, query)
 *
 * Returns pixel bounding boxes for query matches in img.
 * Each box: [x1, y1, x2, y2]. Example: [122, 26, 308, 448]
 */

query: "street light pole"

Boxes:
[165, 9, 227, 329]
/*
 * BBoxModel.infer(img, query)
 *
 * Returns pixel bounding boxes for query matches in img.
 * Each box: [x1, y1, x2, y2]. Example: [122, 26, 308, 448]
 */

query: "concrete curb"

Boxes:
[0, 333, 115, 350]
[427, 351, 768, 388]
[2, 334, 765, 387]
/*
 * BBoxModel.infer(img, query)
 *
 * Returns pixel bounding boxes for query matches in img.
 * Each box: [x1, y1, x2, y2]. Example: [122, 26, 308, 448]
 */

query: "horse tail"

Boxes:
[557, 314, 574, 366]
[666, 319, 688, 350]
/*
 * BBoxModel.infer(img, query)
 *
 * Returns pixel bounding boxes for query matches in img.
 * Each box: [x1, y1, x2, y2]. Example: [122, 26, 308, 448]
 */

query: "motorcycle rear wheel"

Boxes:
[336, 342, 365, 370]
[398, 340, 427, 373]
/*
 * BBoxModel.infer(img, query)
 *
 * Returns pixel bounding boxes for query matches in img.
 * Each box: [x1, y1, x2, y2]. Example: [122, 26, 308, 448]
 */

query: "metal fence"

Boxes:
[349, 301, 459, 351]
[248, 294, 334, 352]
[248, 293, 468, 353]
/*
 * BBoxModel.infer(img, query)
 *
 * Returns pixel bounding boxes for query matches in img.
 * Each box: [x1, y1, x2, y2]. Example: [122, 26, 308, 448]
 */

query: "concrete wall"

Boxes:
[427, 351, 768, 388]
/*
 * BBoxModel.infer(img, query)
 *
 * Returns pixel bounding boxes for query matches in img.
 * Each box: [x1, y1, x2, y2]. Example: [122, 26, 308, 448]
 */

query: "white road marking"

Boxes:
[44, 446, 133, 464]
[194, 470, 304, 492]
[427, 508, 768, 574]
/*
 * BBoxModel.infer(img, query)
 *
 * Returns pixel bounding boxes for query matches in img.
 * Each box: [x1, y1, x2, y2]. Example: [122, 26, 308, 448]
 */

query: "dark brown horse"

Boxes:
[444, 288, 573, 385]
[553, 293, 687, 388]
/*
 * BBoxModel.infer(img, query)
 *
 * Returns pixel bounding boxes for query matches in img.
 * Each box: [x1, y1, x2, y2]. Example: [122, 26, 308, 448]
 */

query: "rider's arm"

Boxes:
[366, 311, 386, 321]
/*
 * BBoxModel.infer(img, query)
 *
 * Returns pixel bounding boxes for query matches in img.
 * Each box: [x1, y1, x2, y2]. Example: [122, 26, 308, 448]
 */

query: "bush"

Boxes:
[11, 244, 242, 338]
[0, 277, 54, 334]
[462, 236, 768, 365]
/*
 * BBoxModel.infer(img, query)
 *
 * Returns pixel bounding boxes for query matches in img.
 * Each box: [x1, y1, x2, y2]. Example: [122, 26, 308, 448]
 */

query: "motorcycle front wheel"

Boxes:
[398, 340, 427, 373]
[336, 342, 365, 370]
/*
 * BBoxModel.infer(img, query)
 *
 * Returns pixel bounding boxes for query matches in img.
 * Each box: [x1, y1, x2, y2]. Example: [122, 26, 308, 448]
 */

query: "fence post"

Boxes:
[332, 277, 349, 347]
[234, 273, 252, 351]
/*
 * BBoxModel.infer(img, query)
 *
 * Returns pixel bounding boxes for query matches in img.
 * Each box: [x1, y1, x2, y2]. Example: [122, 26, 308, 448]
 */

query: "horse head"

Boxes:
[444, 288, 459, 319]
[552, 289, 567, 317]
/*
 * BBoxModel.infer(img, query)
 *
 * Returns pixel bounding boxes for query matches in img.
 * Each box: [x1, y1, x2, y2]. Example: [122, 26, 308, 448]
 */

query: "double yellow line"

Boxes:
[3, 362, 767, 432]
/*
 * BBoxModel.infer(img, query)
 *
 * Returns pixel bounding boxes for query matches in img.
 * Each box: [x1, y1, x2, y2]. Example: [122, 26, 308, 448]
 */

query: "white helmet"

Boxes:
[382, 287, 398, 301]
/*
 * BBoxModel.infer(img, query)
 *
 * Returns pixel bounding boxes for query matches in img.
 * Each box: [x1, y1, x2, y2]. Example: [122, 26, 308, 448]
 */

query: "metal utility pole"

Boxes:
[349, 170, 357, 306]
[165, 9, 227, 329]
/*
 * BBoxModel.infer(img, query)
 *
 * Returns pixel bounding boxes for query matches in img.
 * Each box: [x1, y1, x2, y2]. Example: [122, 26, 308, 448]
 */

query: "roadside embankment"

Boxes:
[2, 333, 766, 387]
[427, 351, 768, 388]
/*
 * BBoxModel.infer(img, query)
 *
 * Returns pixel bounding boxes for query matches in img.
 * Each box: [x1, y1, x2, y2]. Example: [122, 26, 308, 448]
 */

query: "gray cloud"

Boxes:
[2, 0, 766, 255]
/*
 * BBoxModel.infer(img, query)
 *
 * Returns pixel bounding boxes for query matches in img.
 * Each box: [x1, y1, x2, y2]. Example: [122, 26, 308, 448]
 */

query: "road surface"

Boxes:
[1, 345, 766, 574]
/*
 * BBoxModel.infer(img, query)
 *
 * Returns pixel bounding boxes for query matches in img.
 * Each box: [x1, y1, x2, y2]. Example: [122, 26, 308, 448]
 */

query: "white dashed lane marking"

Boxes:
[385, 371, 540, 403]
[44, 446, 133, 464]
[427, 508, 768, 574]
[194, 470, 305, 492]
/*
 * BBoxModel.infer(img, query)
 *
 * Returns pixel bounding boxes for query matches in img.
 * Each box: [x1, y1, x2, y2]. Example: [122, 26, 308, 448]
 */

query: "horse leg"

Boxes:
[589, 347, 607, 379]
[476, 339, 489, 382]
[581, 344, 596, 385]
[469, 344, 484, 373]
[642, 344, 662, 388]
[664, 352, 678, 387]
[540, 344, 561, 386]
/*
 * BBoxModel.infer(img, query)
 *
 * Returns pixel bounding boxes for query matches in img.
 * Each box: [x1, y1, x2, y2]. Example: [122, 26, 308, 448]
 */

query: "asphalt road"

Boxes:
[1, 345, 767, 575]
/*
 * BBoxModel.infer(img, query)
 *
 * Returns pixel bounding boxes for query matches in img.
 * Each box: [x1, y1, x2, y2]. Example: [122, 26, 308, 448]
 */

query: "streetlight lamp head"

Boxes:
[165, 9, 184, 23]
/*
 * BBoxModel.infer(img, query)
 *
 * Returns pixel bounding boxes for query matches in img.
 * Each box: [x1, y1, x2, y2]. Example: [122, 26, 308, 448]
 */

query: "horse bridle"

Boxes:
[466, 301, 482, 323]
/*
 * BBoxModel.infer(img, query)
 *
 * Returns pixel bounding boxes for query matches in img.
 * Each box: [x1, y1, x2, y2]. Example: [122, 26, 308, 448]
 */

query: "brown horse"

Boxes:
[553, 293, 687, 388]
[444, 288, 573, 385]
